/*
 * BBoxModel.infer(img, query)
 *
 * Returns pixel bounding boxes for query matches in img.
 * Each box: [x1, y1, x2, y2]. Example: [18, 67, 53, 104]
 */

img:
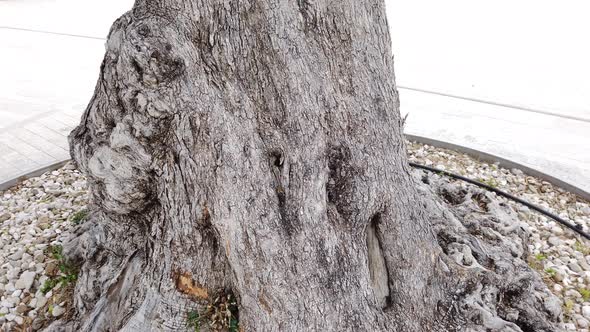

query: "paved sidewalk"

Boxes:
[0, 0, 130, 186]
[1, 0, 589, 199]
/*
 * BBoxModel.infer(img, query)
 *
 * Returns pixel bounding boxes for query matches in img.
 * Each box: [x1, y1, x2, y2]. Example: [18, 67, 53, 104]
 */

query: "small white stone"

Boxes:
[33, 253, 45, 263]
[0, 213, 10, 222]
[35, 296, 47, 309]
[15, 271, 35, 290]
[7, 297, 19, 306]
[566, 289, 582, 299]
[548, 237, 563, 247]
[14, 315, 23, 325]
[1, 300, 15, 308]
[551, 226, 564, 235]
[27, 309, 37, 319]
[569, 262, 583, 273]
[4, 283, 16, 292]
[554, 270, 566, 282]
[543, 296, 562, 319]
[21, 252, 32, 263]
[51, 305, 65, 317]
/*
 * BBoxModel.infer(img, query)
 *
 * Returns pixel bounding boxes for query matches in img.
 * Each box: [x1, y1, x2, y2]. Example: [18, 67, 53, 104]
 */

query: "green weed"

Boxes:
[575, 241, 590, 255]
[580, 288, 590, 301]
[479, 177, 499, 188]
[187, 310, 201, 332]
[186, 293, 239, 332]
[70, 209, 88, 225]
[564, 299, 574, 318]
[535, 253, 548, 261]
[41, 245, 78, 295]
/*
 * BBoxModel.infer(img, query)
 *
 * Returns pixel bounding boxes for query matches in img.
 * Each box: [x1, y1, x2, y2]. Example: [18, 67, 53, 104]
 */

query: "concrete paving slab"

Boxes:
[0, 134, 56, 166]
[0, 141, 38, 170]
[0, 29, 105, 129]
[0, 164, 19, 182]
[8, 129, 68, 160]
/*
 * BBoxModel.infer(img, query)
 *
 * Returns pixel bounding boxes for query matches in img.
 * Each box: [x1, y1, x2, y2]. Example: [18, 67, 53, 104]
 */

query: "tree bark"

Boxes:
[55, 1, 560, 331]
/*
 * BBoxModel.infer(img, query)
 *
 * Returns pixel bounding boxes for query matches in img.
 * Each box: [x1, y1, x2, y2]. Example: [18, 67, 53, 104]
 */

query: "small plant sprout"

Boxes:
[535, 253, 548, 261]
[579, 288, 590, 302]
[185, 292, 239, 332]
[41, 245, 79, 295]
[544, 268, 557, 278]
[574, 241, 590, 255]
[71, 209, 88, 225]
[478, 177, 499, 188]
[41, 278, 59, 294]
[187, 310, 201, 332]
[563, 299, 575, 318]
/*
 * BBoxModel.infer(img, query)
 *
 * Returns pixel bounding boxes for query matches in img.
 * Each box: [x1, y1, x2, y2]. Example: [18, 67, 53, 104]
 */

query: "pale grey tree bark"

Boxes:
[53, 0, 560, 331]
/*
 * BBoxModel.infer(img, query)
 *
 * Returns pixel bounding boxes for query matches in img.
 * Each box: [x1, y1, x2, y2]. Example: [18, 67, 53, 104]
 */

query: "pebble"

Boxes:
[548, 237, 563, 247]
[8, 249, 24, 261]
[15, 271, 36, 290]
[15, 304, 27, 314]
[35, 296, 47, 310]
[14, 316, 23, 325]
[4, 283, 15, 293]
[51, 305, 65, 317]
[570, 263, 583, 274]
[543, 296, 562, 319]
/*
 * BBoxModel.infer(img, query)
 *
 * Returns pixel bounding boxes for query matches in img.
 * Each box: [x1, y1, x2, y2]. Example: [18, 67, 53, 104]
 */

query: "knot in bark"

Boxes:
[86, 123, 154, 214]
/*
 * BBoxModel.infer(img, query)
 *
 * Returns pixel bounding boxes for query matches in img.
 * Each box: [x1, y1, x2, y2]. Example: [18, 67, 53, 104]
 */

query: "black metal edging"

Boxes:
[410, 162, 590, 241]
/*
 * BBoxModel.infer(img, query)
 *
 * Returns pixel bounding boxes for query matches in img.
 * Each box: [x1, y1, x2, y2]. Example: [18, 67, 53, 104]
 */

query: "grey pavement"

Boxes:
[0, 0, 129, 185]
[1, 0, 589, 198]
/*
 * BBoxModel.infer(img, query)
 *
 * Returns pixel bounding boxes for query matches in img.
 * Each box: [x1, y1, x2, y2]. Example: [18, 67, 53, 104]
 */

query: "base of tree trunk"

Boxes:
[48, 4, 561, 331]
[46, 167, 560, 332]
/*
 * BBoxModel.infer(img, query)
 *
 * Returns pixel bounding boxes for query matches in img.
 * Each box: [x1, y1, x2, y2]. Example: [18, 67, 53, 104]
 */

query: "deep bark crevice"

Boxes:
[366, 213, 391, 309]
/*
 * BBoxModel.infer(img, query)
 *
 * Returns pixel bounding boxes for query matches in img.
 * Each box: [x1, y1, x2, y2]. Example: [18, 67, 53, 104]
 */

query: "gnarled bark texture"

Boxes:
[53, 0, 560, 331]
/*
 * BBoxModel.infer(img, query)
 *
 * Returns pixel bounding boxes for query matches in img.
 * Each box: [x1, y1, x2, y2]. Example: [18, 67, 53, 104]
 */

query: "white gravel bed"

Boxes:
[0, 163, 88, 331]
[0, 143, 588, 331]
[408, 142, 590, 331]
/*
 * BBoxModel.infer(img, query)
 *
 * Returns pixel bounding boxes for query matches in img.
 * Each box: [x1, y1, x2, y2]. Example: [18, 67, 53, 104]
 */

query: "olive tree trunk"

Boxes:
[54, 0, 560, 331]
